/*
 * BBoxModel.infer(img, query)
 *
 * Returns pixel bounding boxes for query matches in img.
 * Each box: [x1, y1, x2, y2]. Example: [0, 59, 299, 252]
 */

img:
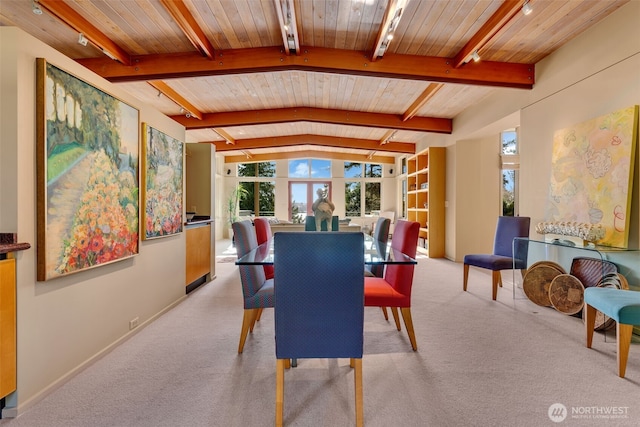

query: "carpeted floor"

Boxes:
[2, 240, 639, 426]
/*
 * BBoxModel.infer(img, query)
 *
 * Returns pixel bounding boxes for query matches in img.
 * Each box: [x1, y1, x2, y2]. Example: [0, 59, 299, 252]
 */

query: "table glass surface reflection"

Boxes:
[235, 232, 416, 266]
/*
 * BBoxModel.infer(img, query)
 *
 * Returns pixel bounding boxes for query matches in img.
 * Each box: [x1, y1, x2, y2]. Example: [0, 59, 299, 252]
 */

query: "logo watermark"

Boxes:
[548, 403, 630, 423]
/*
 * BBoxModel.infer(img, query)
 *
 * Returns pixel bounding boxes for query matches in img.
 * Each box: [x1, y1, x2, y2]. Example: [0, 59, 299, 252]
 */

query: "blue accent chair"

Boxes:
[232, 220, 275, 353]
[463, 216, 530, 300]
[304, 215, 339, 231]
[274, 232, 364, 426]
[585, 287, 640, 377]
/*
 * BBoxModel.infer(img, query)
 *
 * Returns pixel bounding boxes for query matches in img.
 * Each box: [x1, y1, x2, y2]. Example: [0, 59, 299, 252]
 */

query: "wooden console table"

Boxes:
[0, 234, 30, 402]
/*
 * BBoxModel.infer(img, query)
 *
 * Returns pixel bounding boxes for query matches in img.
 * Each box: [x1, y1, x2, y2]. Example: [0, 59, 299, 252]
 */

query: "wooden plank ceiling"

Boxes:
[1, 0, 628, 164]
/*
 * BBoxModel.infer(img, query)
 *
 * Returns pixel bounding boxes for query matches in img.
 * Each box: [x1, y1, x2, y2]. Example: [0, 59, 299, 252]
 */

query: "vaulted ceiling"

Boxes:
[1, 0, 628, 164]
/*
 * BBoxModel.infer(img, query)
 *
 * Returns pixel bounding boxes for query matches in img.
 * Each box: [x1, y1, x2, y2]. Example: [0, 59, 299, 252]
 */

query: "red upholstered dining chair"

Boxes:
[364, 220, 420, 350]
[253, 217, 274, 280]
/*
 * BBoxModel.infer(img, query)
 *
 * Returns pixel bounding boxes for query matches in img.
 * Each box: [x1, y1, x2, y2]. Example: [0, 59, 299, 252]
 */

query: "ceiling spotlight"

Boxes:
[179, 108, 185, 114]
[78, 33, 88, 47]
[522, 1, 533, 16]
[185, 112, 191, 119]
[32, 0, 43, 15]
[471, 50, 480, 62]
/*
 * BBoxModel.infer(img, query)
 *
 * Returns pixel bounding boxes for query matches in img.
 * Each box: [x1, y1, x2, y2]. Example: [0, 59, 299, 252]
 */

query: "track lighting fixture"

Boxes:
[522, 1, 532, 16]
[78, 33, 88, 47]
[32, 0, 43, 15]
[471, 50, 480, 62]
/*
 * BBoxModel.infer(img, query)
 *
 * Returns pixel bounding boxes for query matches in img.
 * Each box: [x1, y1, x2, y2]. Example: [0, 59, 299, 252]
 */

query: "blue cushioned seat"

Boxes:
[584, 287, 640, 378]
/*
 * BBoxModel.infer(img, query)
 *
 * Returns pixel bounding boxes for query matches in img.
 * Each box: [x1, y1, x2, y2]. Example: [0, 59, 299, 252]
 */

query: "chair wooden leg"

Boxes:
[491, 271, 500, 300]
[353, 358, 363, 427]
[400, 307, 417, 351]
[238, 308, 259, 353]
[276, 359, 285, 427]
[585, 304, 596, 348]
[617, 323, 633, 378]
[498, 271, 503, 287]
[381, 306, 389, 321]
[390, 307, 401, 331]
[463, 264, 469, 291]
[256, 307, 264, 321]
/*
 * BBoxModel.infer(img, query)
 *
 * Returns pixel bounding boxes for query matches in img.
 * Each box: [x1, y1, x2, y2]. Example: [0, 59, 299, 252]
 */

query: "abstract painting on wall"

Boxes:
[142, 123, 183, 240]
[36, 59, 140, 281]
[546, 105, 638, 247]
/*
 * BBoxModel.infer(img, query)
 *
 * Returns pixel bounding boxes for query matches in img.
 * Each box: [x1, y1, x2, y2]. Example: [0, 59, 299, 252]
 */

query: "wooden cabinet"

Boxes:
[406, 147, 446, 257]
[0, 258, 16, 399]
[185, 224, 211, 286]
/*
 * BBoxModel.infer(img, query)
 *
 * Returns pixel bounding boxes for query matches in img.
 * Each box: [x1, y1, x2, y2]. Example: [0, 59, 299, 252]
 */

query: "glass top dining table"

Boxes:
[235, 232, 417, 266]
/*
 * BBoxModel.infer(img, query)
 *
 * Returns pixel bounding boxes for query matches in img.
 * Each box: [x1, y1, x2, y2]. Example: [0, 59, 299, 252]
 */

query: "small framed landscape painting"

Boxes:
[36, 58, 140, 281]
[141, 123, 184, 240]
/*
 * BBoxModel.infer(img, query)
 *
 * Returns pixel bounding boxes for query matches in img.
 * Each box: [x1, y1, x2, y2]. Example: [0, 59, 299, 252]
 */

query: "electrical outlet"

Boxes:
[129, 317, 139, 330]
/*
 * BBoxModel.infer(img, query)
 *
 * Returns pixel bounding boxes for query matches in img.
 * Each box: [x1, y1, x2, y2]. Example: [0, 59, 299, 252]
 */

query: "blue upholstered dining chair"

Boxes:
[463, 216, 530, 300]
[304, 215, 339, 231]
[232, 220, 274, 353]
[274, 232, 365, 427]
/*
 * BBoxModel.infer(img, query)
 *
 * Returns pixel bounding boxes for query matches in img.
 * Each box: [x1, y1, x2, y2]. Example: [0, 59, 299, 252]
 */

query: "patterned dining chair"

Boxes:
[364, 220, 420, 350]
[274, 232, 365, 427]
[232, 220, 274, 353]
[304, 215, 339, 231]
[463, 216, 530, 300]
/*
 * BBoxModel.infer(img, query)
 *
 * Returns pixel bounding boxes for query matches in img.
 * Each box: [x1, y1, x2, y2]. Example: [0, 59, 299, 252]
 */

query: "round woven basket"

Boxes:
[522, 261, 565, 307]
[548, 274, 585, 315]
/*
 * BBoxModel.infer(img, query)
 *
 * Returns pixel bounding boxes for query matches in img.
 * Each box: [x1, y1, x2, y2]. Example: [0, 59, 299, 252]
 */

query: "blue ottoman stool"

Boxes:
[584, 287, 640, 378]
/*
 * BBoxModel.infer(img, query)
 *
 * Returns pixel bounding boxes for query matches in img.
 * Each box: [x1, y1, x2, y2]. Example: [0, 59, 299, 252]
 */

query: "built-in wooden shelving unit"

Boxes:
[406, 147, 446, 257]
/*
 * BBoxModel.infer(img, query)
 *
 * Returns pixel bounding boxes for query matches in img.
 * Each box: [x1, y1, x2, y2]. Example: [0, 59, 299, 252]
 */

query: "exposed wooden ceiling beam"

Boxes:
[224, 149, 396, 164]
[148, 80, 203, 120]
[38, 0, 131, 65]
[212, 128, 236, 145]
[159, 0, 216, 58]
[77, 46, 534, 89]
[210, 134, 415, 154]
[402, 83, 443, 121]
[274, 0, 300, 55]
[173, 107, 451, 133]
[371, 0, 408, 61]
[453, 0, 524, 68]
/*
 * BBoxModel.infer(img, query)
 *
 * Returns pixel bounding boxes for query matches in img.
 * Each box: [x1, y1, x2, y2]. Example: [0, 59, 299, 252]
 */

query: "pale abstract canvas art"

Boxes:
[546, 106, 638, 247]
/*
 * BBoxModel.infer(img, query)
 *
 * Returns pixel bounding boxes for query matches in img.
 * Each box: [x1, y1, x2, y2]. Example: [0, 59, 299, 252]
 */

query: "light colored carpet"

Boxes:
[2, 240, 639, 426]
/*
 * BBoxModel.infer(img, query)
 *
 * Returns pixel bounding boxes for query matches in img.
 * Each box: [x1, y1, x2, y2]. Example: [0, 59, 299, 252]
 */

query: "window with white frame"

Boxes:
[344, 162, 382, 217]
[501, 129, 520, 216]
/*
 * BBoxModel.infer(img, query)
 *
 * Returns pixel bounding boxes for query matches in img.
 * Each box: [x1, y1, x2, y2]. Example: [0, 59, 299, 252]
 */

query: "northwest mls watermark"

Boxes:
[548, 403, 630, 423]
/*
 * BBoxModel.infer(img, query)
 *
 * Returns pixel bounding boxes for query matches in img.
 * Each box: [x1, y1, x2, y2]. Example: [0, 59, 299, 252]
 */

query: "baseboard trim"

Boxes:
[1, 295, 188, 418]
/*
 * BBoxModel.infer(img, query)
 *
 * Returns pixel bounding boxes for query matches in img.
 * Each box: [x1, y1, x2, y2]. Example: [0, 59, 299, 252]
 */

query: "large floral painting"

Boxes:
[546, 106, 638, 247]
[142, 124, 183, 239]
[36, 59, 140, 281]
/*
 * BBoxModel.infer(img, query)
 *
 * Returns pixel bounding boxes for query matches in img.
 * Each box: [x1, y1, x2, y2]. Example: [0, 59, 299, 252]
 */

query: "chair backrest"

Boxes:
[274, 232, 364, 359]
[304, 215, 339, 231]
[369, 217, 391, 277]
[379, 211, 395, 223]
[383, 220, 420, 301]
[232, 220, 268, 305]
[493, 216, 531, 258]
[253, 218, 274, 280]
[253, 217, 273, 243]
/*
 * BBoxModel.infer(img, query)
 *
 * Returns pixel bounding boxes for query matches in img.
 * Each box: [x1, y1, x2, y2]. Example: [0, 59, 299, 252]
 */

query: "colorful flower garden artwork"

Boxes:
[142, 124, 183, 240]
[546, 106, 638, 248]
[36, 59, 140, 281]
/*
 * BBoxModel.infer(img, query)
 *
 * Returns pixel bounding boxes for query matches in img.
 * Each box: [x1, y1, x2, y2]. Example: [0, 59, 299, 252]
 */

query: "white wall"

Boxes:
[418, 1, 640, 264]
[0, 28, 187, 414]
